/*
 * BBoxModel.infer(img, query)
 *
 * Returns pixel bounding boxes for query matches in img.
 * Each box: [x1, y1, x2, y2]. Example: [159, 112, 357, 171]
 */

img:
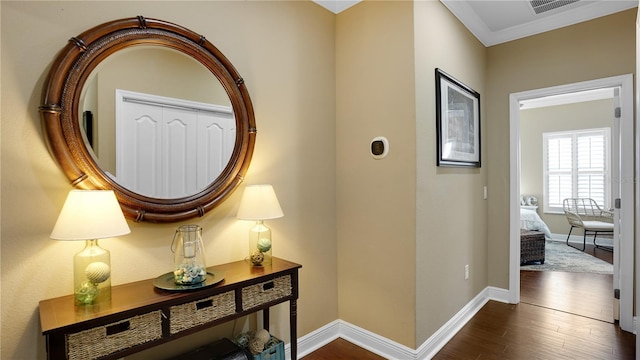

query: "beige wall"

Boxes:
[486, 9, 636, 288]
[1, 2, 337, 359]
[414, 0, 488, 346]
[336, 0, 417, 347]
[335, 0, 488, 348]
[520, 99, 613, 235]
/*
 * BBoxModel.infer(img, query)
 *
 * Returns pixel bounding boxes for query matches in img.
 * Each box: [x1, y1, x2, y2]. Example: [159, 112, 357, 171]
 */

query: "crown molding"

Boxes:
[312, 0, 361, 14]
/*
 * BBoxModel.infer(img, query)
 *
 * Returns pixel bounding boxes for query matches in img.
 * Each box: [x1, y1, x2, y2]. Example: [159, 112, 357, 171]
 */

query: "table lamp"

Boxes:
[50, 190, 131, 305]
[236, 185, 283, 266]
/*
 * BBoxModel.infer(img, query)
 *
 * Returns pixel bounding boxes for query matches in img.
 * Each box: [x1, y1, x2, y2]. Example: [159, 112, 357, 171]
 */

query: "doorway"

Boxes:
[518, 89, 616, 322]
[507, 75, 634, 333]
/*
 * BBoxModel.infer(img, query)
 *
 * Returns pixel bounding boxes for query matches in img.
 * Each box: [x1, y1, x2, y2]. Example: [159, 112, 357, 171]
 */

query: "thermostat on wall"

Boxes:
[370, 136, 389, 159]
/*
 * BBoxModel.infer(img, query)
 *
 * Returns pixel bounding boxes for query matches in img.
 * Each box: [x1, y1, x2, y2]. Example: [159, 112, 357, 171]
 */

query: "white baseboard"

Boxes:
[487, 286, 510, 303]
[288, 320, 341, 359]
[285, 286, 510, 359]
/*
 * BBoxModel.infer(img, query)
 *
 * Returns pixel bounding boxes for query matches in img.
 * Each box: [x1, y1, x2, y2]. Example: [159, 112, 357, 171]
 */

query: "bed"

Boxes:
[520, 208, 552, 239]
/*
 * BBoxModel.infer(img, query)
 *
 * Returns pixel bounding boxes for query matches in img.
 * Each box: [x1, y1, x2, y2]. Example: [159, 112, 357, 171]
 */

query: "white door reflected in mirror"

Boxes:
[115, 90, 235, 199]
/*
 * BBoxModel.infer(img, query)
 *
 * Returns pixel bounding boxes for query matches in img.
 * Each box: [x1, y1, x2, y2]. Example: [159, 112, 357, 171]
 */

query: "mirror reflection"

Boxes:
[79, 46, 234, 199]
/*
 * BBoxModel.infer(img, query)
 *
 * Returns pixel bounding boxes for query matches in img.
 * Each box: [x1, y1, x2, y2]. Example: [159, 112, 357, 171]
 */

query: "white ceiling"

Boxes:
[313, 0, 638, 47]
[442, 0, 637, 46]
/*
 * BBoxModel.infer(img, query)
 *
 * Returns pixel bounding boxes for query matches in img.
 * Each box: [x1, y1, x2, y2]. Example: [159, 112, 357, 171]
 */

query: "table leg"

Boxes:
[263, 308, 270, 332]
[290, 299, 297, 360]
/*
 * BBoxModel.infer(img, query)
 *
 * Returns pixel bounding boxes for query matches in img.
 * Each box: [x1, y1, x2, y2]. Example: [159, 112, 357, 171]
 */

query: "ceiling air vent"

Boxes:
[529, 0, 580, 14]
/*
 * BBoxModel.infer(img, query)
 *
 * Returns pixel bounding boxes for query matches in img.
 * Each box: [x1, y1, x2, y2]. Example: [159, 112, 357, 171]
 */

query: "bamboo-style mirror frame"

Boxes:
[40, 16, 256, 222]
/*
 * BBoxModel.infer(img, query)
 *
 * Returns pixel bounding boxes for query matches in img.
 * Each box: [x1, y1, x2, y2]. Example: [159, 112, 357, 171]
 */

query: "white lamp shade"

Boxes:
[236, 185, 284, 220]
[50, 190, 131, 240]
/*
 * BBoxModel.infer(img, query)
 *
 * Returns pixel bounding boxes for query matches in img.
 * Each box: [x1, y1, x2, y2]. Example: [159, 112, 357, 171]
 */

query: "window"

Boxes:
[543, 128, 610, 213]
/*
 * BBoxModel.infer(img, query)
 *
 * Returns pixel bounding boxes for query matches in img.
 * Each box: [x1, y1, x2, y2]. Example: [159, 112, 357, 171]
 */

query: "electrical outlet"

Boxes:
[465, 264, 469, 280]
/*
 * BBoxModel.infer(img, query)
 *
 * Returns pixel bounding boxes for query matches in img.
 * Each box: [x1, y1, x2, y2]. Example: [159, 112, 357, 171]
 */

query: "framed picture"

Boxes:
[435, 68, 481, 167]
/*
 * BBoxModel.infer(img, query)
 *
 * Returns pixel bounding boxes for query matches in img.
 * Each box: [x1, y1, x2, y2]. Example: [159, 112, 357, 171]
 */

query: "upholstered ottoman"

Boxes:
[520, 229, 545, 265]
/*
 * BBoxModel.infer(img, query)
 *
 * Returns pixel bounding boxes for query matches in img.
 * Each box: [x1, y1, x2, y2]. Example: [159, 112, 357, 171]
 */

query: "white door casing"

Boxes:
[611, 87, 621, 322]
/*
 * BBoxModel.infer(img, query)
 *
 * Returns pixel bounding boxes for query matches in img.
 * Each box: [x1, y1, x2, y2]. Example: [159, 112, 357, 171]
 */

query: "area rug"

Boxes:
[520, 240, 613, 274]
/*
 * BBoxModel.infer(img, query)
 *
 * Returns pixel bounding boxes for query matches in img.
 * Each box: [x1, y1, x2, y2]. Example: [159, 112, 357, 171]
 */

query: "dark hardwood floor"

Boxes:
[433, 300, 635, 359]
[582, 242, 614, 264]
[303, 338, 386, 360]
[303, 243, 635, 359]
[520, 270, 613, 322]
[521, 242, 614, 322]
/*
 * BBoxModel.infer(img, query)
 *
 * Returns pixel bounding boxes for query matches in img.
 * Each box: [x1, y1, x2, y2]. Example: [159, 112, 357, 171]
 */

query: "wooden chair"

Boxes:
[563, 198, 613, 251]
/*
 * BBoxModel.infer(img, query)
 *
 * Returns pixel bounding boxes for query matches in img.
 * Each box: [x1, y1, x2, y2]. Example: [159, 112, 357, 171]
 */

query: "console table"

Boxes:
[39, 258, 301, 360]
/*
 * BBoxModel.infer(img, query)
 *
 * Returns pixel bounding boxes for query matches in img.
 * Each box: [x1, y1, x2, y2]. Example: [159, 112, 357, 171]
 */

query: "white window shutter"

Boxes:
[543, 128, 610, 213]
[544, 134, 573, 211]
[576, 132, 607, 206]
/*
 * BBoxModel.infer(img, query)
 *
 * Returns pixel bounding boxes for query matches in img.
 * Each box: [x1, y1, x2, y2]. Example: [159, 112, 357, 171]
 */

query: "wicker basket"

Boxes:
[520, 229, 545, 265]
[66, 310, 163, 360]
[241, 275, 292, 311]
[170, 290, 236, 334]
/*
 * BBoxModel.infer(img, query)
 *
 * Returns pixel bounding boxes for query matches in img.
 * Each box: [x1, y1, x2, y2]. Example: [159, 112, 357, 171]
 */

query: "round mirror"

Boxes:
[40, 16, 256, 222]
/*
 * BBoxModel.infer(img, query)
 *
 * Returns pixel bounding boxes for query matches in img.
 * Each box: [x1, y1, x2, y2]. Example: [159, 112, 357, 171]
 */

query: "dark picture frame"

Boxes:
[435, 68, 481, 167]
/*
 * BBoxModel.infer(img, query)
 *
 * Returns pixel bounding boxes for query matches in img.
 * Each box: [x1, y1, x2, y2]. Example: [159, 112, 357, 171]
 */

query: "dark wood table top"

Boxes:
[39, 257, 301, 333]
